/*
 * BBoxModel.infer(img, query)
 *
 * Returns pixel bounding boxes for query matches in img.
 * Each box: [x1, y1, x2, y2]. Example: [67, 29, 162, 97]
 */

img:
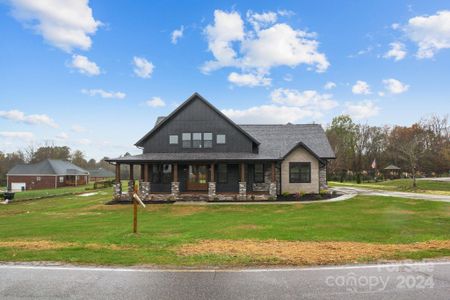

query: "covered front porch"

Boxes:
[110, 161, 279, 201]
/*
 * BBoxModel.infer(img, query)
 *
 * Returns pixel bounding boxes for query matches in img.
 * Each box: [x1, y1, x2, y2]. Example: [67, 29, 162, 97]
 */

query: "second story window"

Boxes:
[217, 134, 226, 144]
[169, 135, 178, 144]
[203, 133, 212, 148]
[193, 133, 202, 148]
[182, 133, 191, 148]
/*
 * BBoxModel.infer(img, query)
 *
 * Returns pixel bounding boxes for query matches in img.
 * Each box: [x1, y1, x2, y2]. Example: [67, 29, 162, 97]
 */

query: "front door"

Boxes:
[187, 164, 208, 191]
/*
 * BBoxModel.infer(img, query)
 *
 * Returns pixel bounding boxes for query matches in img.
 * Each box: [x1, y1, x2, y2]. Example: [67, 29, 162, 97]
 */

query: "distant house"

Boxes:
[106, 93, 335, 201]
[7, 159, 89, 191]
[88, 168, 115, 181]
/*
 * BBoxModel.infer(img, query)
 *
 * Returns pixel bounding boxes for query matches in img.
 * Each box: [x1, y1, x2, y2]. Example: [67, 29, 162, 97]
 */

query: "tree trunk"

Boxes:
[412, 167, 417, 188]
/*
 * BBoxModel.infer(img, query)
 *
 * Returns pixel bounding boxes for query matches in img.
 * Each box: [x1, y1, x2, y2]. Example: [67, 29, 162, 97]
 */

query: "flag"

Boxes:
[371, 159, 377, 169]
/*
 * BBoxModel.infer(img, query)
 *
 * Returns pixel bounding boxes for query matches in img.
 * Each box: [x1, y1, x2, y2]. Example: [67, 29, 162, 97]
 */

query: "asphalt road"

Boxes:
[1, 262, 449, 299]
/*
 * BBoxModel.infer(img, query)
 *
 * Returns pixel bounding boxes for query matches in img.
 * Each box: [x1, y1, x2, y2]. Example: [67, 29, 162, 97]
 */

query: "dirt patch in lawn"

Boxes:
[229, 224, 266, 230]
[177, 239, 450, 265]
[0, 240, 132, 251]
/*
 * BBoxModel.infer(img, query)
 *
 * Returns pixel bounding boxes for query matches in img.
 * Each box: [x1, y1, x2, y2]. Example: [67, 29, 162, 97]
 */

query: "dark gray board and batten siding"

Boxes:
[141, 97, 256, 154]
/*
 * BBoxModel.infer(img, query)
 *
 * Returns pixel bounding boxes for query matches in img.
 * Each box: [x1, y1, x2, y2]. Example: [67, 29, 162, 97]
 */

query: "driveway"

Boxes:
[331, 186, 450, 202]
[1, 262, 449, 299]
[417, 177, 450, 182]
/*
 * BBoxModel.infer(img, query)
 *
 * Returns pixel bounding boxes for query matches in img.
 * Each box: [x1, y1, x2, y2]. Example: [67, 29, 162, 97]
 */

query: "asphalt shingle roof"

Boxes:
[7, 159, 89, 176]
[239, 124, 335, 159]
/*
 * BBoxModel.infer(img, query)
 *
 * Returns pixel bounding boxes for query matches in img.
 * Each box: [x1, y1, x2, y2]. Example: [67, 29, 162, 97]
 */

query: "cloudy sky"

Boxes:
[1, 0, 449, 160]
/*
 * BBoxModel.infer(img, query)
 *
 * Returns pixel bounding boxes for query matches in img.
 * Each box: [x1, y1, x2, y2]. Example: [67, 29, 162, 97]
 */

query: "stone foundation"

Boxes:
[128, 180, 135, 197]
[208, 182, 216, 200]
[238, 182, 247, 200]
[171, 182, 180, 199]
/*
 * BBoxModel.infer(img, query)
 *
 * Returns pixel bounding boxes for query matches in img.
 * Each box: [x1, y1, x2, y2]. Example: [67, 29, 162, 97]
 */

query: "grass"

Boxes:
[0, 191, 449, 267]
[329, 179, 450, 195]
[0, 183, 101, 201]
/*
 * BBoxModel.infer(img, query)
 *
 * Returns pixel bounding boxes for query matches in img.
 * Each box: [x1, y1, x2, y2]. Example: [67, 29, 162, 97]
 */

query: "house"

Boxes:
[106, 93, 335, 201]
[7, 159, 89, 191]
[88, 168, 115, 182]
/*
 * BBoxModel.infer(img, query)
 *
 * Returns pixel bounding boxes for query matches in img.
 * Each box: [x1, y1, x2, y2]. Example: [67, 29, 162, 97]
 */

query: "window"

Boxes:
[169, 135, 178, 144]
[36, 176, 41, 181]
[59, 176, 64, 183]
[217, 134, 226, 144]
[193, 133, 202, 148]
[254, 164, 264, 183]
[182, 133, 191, 148]
[203, 133, 212, 148]
[217, 164, 227, 183]
[289, 162, 311, 183]
[151, 165, 161, 183]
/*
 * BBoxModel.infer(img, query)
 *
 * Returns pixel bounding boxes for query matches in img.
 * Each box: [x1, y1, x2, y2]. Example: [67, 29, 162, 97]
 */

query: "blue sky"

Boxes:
[1, 0, 449, 160]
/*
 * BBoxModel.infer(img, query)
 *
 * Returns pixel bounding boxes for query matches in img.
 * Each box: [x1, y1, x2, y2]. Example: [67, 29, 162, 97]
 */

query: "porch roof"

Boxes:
[105, 152, 276, 163]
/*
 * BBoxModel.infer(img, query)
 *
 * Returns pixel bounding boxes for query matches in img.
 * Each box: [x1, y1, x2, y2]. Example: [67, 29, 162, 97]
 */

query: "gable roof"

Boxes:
[384, 164, 401, 170]
[239, 124, 335, 159]
[7, 159, 89, 176]
[135, 92, 260, 147]
[87, 168, 115, 178]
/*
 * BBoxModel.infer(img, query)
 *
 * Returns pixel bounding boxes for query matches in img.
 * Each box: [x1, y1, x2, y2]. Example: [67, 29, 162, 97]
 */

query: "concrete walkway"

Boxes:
[331, 186, 450, 202]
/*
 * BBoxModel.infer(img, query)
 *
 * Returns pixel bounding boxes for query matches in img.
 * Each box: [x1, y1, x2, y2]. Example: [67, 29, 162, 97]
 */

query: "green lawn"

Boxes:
[329, 179, 450, 195]
[0, 192, 449, 267]
[1, 183, 101, 201]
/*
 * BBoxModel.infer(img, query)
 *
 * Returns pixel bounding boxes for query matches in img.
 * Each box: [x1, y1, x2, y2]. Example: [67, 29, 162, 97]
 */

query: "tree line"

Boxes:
[326, 114, 450, 186]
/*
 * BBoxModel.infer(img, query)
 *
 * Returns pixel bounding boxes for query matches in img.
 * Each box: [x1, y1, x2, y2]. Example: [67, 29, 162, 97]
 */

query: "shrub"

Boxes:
[282, 192, 290, 197]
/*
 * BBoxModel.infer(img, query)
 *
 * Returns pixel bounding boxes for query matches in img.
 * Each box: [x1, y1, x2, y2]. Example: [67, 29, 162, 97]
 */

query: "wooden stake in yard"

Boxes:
[132, 185, 146, 234]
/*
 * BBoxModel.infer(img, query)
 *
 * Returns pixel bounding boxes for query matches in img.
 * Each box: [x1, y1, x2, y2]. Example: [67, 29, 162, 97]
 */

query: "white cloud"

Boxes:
[171, 26, 184, 44]
[9, 0, 101, 52]
[382, 78, 409, 94]
[56, 132, 69, 140]
[133, 56, 154, 78]
[81, 89, 126, 99]
[324, 81, 336, 90]
[246, 10, 277, 31]
[384, 42, 407, 61]
[378, 91, 385, 97]
[71, 124, 86, 133]
[227, 71, 271, 87]
[270, 88, 338, 110]
[344, 100, 380, 119]
[70, 54, 100, 76]
[404, 10, 450, 58]
[0, 131, 34, 140]
[222, 105, 318, 124]
[0, 109, 58, 127]
[146, 97, 165, 107]
[202, 10, 329, 78]
[202, 10, 245, 72]
[352, 80, 371, 95]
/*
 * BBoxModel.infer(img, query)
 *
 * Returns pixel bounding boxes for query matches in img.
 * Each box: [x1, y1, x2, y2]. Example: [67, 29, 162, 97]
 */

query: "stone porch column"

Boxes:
[113, 163, 122, 200]
[128, 164, 135, 200]
[239, 163, 246, 200]
[208, 182, 216, 200]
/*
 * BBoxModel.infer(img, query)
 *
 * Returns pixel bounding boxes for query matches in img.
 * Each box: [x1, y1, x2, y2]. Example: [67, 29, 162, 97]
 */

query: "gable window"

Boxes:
[217, 164, 227, 183]
[193, 133, 202, 148]
[254, 164, 264, 183]
[289, 162, 311, 183]
[182, 133, 191, 148]
[169, 135, 178, 144]
[217, 134, 226, 144]
[203, 133, 212, 148]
